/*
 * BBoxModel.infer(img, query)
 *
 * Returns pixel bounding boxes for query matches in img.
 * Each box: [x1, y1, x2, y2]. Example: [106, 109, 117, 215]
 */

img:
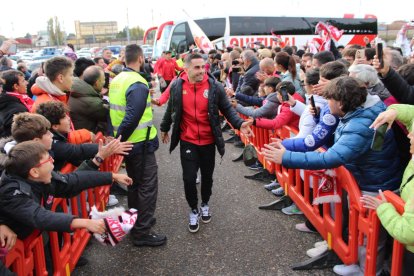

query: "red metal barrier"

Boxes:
[5, 134, 126, 275]
[364, 191, 406, 276]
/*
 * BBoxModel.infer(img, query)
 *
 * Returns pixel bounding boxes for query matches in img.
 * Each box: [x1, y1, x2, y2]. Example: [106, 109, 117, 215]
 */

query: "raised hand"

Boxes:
[370, 109, 397, 130]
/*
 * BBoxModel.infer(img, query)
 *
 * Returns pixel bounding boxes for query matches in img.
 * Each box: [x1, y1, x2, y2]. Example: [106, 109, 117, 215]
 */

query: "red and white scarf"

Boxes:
[6, 92, 34, 111]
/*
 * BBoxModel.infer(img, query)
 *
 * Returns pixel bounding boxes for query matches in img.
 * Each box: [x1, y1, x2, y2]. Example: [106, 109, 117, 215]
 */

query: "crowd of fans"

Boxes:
[0, 34, 414, 275]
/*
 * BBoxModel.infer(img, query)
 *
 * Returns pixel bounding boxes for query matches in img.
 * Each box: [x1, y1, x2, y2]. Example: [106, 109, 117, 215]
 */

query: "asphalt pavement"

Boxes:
[75, 104, 335, 276]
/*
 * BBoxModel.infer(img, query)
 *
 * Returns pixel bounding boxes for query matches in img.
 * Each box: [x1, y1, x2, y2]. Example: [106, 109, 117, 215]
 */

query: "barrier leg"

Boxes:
[291, 250, 341, 270]
[258, 195, 292, 210]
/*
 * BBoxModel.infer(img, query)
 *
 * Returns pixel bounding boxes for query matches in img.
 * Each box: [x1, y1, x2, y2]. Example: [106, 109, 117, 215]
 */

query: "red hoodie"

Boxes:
[179, 73, 214, 145]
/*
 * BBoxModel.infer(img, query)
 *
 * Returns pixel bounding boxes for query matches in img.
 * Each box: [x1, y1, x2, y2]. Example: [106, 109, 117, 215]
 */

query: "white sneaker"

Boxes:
[188, 209, 200, 233]
[200, 204, 211, 223]
[307, 243, 328, 258]
[106, 195, 119, 207]
[333, 264, 362, 275]
[314, 240, 328, 248]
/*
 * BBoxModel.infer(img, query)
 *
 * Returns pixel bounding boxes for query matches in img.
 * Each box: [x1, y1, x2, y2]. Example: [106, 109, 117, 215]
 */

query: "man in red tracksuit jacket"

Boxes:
[156, 51, 182, 93]
[160, 53, 253, 233]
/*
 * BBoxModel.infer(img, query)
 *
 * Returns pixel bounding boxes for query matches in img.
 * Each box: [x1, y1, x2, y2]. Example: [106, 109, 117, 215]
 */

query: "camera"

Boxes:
[232, 60, 240, 66]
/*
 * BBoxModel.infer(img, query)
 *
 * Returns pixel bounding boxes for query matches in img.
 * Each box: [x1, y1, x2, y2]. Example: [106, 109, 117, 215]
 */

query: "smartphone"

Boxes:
[8, 44, 17, 55]
[371, 123, 388, 151]
[309, 95, 319, 117]
[356, 49, 365, 59]
[280, 86, 289, 101]
[376, 43, 384, 69]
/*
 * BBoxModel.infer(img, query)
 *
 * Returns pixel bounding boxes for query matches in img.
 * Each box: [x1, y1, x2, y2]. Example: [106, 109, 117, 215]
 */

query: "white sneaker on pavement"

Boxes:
[333, 264, 363, 275]
[307, 243, 328, 258]
[314, 240, 328, 248]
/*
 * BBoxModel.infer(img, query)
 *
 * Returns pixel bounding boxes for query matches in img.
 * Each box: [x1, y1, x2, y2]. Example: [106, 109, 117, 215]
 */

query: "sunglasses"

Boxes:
[35, 155, 54, 167]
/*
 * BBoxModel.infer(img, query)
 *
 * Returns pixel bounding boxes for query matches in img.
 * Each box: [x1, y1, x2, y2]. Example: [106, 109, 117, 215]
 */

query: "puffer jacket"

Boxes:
[160, 73, 244, 156]
[69, 77, 109, 132]
[376, 104, 414, 253]
[235, 92, 279, 119]
[0, 169, 112, 239]
[282, 96, 403, 192]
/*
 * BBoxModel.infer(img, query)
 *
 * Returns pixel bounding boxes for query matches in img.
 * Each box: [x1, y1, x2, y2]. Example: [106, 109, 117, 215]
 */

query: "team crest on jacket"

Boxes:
[203, 89, 209, 98]
[182, 89, 187, 95]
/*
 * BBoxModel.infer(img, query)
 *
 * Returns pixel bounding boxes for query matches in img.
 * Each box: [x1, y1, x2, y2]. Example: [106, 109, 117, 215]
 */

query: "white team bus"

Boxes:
[143, 15, 377, 59]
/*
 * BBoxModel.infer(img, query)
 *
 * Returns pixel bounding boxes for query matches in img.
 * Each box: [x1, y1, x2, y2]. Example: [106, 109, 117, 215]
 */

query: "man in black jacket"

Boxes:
[160, 53, 253, 233]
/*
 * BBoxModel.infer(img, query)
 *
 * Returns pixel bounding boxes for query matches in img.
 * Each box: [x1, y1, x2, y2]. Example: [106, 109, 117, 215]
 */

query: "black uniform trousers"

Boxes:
[180, 141, 216, 210]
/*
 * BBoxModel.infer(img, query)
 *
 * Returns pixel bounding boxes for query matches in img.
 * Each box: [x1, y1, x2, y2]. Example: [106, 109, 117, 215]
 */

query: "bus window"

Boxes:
[170, 23, 187, 53]
[266, 17, 313, 35]
[230, 17, 267, 36]
[195, 18, 226, 41]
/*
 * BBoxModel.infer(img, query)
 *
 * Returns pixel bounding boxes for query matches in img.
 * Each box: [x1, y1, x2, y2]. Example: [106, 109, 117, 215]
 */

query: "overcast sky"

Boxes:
[0, 0, 412, 38]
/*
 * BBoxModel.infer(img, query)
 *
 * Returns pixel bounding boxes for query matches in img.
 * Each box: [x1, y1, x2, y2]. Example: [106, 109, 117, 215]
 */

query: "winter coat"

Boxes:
[380, 68, 414, 104]
[69, 77, 109, 132]
[376, 104, 414, 253]
[160, 73, 244, 156]
[235, 59, 260, 95]
[236, 92, 279, 119]
[0, 169, 112, 239]
[0, 137, 13, 174]
[368, 82, 391, 101]
[51, 130, 98, 171]
[235, 93, 265, 107]
[0, 93, 29, 138]
[282, 96, 403, 192]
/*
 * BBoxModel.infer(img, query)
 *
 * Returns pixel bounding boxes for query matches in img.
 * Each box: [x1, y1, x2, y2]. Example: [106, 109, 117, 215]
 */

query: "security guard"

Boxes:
[109, 44, 166, 247]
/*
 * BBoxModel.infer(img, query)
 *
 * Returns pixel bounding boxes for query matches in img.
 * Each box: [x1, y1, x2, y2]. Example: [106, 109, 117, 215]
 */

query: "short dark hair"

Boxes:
[125, 44, 143, 65]
[74, 57, 95, 77]
[282, 46, 293, 56]
[185, 53, 204, 66]
[264, 76, 281, 90]
[5, 141, 47, 178]
[12, 113, 51, 143]
[397, 64, 414, 85]
[36, 101, 67, 126]
[93, 57, 104, 64]
[305, 68, 320, 85]
[83, 66, 103, 86]
[365, 48, 376, 61]
[45, 56, 73, 81]
[323, 76, 367, 113]
[313, 51, 335, 67]
[277, 81, 296, 95]
[1, 70, 24, 91]
[320, 61, 348, 80]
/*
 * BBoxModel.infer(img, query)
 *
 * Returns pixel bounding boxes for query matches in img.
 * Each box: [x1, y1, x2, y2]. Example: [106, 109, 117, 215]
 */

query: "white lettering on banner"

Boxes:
[106, 217, 126, 241]
[228, 36, 296, 47]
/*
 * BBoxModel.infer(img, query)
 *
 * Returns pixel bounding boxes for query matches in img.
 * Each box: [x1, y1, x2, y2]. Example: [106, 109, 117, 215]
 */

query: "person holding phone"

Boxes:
[364, 103, 414, 276]
[263, 76, 403, 276]
[373, 46, 414, 105]
[250, 81, 304, 131]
